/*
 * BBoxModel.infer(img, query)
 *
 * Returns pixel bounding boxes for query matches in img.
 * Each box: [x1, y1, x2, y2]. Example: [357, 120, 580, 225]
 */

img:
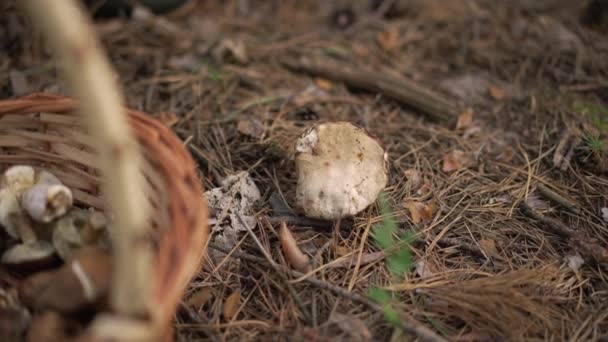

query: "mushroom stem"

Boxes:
[11, 213, 37, 245]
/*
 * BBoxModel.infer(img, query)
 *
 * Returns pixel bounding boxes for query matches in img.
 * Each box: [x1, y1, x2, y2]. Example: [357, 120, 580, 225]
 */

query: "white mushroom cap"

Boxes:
[0, 188, 22, 239]
[1, 165, 35, 196]
[21, 183, 73, 223]
[1, 241, 56, 266]
[294, 122, 388, 220]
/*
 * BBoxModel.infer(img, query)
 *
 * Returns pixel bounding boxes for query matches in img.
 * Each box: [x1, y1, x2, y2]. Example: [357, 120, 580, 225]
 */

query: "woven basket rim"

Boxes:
[0, 92, 210, 336]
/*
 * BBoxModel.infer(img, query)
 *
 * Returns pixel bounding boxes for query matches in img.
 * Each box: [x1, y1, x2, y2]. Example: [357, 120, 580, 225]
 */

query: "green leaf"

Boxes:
[368, 287, 392, 306]
[383, 305, 401, 326]
[373, 224, 394, 250]
[388, 247, 413, 276]
[372, 191, 398, 250]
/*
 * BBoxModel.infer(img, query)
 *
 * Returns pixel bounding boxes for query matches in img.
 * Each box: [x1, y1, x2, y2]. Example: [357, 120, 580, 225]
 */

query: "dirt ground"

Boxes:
[1, 0, 608, 341]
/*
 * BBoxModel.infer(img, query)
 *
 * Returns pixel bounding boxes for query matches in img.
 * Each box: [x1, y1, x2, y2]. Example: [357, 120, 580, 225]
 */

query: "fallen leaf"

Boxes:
[479, 239, 498, 257]
[525, 194, 552, 212]
[377, 26, 400, 52]
[187, 287, 214, 309]
[602, 208, 608, 222]
[439, 73, 490, 103]
[205, 172, 261, 263]
[565, 254, 584, 272]
[456, 108, 473, 130]
[405, 201, 422, 223]
[405, 200, 436, 224]
[237, 117, 266, 139]
[442, 150, 471, 173]
[334, 245, 351, 257]
[488, 85, 506, 101]
[415, 259, 433, 278]
[331, 313, 372, 341]
[223, 291, 241, 320]
[403, 169, 422, 191]
[280, 222, 312, 273]
[157, 112, 180, 127]
[314, 77, 334, 90]
[417, 179, 431, 196]
[213, 38, 248, 64]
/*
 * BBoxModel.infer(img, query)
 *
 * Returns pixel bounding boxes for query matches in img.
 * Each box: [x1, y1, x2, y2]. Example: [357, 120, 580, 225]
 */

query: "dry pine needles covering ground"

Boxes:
[1, 0, 608, 341]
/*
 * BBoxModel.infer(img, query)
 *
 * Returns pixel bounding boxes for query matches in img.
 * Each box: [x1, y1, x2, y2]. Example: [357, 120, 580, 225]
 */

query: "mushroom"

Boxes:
[0, 166, 36, 239]
[294, 122, 388, 220]
[1, 241, 57, 269]
[18, 246, 112, 314]
[21, 170, 73, 223]
[52, 208, 111, 261]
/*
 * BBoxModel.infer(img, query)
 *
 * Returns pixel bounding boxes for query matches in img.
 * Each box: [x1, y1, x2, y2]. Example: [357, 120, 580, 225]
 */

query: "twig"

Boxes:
[518, 202, 573, 238]
[20, 0, 152, 320]
[537, 184, 581, 214]
[519, 202, 608, 264]
[211, 224, 447, 342]
[264, 215, 335, 230]
[235, 213, 313, 324]
[281, 56, 458, 124]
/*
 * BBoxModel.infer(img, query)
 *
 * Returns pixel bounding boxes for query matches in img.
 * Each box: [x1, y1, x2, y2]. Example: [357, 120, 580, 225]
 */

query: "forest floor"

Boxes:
[2, 0, 608, 341]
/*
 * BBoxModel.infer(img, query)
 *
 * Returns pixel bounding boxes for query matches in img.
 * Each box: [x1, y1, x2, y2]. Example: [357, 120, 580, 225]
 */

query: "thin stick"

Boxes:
[211, 229, 447, 342]
[281, 56, 458, 124]
[20, 0, 152, 320]
[519, 202, 608, 263]
[537, 184, 581, 214]
[235, 213, 313, 324]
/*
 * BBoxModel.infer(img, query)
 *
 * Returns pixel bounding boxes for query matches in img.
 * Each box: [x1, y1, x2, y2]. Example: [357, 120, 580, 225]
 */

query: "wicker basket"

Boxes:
[0, 92, 210, 340]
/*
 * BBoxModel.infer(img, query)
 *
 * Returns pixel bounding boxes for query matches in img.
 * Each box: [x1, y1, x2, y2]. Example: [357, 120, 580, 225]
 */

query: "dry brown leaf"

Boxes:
[223, 291, 241, 320]
[157, 112, 179, 128]
[417, 179, 431, 195]
[314, 77, 334, 90]
[280, 222, 312, 273]
[479, 239, 498, 257]
[405, 200, 423, 224]
[405, 201, 435, 224]
[332, 313, 372, 341]
[237, 117, 266, 139]
[442, 150, 471, 173]
[403, 169, 422, 191]
[187, 287, 213, 309]
[377, 26, 400, 52]
[489, 85, 506, 101]
[421, 200, 438, 221]
[456, 108, 473, 130]
[334, 245, 351, 257]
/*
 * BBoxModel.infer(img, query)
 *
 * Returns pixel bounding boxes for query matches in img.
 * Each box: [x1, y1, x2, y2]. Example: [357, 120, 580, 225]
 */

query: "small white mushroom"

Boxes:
[294, 122, 388, 220]
[21, 183, 73, 223]
[0, 166, 36, 238]
[1, 241, 56, 268]
[52, 209, 110, 261]
[1, 165, 35, 196]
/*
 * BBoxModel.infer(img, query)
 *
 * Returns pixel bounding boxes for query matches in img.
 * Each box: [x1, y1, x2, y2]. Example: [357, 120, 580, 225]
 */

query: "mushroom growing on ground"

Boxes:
[294, 121, 389, 220]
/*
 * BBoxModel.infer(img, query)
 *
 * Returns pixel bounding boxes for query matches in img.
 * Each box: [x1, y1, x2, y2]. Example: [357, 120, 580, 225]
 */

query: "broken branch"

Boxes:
[281, 56, 458, 124]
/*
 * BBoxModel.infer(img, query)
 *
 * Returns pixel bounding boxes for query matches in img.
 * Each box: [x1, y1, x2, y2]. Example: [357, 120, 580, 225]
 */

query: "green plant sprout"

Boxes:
[573, 100, 608, 132]
[368, 191, 417, 329]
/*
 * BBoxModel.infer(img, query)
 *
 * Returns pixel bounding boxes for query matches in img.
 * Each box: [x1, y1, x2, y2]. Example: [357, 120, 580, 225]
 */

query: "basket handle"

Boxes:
[20, 0, 155, 325]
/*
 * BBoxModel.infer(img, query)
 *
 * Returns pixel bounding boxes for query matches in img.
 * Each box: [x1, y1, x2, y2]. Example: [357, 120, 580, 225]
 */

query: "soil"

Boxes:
[1, 0, 607, 341]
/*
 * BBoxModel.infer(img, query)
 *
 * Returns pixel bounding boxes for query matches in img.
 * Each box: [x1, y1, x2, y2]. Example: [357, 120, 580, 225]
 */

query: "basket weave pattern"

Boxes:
[0, 92, 209, 332]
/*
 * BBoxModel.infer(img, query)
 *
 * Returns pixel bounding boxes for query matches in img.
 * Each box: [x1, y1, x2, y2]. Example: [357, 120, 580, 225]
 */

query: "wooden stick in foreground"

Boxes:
[21, 0, 153, 321]
[281, 56, 458, 124]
